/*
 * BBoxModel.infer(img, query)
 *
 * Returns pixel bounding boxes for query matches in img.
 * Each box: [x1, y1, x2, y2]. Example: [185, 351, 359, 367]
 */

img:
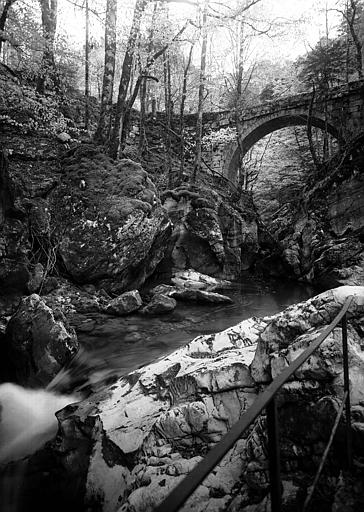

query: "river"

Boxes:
[76, 274, 315, 381]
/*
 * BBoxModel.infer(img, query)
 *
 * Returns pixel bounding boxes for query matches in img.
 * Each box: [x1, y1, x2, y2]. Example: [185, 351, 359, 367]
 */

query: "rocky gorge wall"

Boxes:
[124, 115, 364, 290]
[256, 134, 364, 287]
[160, 186, 259, 280]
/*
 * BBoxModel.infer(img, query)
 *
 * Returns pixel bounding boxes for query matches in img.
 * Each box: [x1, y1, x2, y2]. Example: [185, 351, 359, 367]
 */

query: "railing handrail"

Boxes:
[156, 295, 354, 512]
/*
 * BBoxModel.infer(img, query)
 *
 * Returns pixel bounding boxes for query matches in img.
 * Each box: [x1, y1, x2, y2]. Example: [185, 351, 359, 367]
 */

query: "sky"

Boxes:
[58, 0, 343, 64]
[258, 0, 341, 60]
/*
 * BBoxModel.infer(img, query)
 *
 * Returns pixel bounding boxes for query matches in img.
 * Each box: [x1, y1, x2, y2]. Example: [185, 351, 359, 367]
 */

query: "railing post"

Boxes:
[341, 313, 352, 469]
[267, 396, 281, 512]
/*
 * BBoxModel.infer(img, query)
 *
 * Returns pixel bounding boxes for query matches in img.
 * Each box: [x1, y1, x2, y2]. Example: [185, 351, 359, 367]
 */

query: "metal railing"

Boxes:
[156, 295, 354, 512]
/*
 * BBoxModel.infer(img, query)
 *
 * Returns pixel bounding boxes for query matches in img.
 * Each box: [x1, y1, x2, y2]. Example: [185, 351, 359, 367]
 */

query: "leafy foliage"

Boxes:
[296, 37, 356, 89]
[0, 75, 81, 135]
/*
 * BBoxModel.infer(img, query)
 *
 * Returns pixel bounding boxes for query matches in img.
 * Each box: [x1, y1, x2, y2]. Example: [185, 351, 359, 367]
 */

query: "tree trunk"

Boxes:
[307, 84, 321, 171]
[234, 20, 254, 193]
[348, 0, 363, 79]
[94, 0, 117, 144]
[84, 0, 90, 130]
[109, 0, 148, 159]
[191, 0, 208, 185]
[139, 78, 147, 155]
[163, 50, 173, 187]
[178, 42, 194, 185]
[236, 21, 245, 192]
[117, 17, 189, 156]
[0, 0, 17, 55]
[36, 0, 58, 94]
[139, 2, 158, 156]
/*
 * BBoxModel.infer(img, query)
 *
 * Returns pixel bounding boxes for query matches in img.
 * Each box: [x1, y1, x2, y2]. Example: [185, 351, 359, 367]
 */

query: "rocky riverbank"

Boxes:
[0, 129, 261, 320]
[2, 285, 361, 512]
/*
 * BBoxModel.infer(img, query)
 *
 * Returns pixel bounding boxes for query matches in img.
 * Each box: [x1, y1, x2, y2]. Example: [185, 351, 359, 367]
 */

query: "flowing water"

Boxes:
[77, 274, 315, 378]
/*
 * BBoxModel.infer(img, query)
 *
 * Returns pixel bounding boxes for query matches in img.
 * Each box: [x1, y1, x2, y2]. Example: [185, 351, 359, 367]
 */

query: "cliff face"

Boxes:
[17, 286, 364, 512]
[0, 132, 63, 315]
[326, 174, 364, 236]
[161, 186, 259, 281]
[257, 135, 364, 287]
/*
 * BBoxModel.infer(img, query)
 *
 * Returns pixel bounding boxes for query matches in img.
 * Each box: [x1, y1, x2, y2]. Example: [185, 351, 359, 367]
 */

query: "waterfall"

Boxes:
[0, 346, 119, 512]
[0, 383, 78, 465]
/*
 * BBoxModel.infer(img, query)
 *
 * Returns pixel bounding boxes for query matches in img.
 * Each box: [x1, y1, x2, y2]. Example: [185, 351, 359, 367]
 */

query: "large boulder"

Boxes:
[2, 294, 78, 386]
[171, 269, 233, 291]
[171, 288, 233, 304]
[161, 185, 259, 280]
[22, 286, 364, 512]
[50, 146, 172, 294]
[251, 286, 364, 391]
[150, 270, 234, 304]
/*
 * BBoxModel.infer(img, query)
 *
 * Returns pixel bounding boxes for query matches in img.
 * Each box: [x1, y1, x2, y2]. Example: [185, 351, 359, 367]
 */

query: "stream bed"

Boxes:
[77, 274, 316, 379]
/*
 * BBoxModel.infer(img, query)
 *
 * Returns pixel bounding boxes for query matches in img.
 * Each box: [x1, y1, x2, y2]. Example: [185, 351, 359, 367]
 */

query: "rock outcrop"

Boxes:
[260, 135, 364, 286]
[1, 294, 78, 387]
[171, 269, 233, 291]
[0, 150, 46, 304]
[161, 185, 259, 280]
[0, 131, 65, 313]
[150, 270, 234, 304]
[22, 286, 364, 512]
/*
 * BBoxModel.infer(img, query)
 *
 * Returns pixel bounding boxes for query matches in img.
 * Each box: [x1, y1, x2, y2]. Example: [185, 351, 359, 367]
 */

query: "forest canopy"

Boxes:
[0, 0, 363, 180]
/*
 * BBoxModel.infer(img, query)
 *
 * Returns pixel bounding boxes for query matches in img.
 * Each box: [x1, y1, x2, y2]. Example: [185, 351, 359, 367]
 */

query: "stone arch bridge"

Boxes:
[184, 80, 364, 181]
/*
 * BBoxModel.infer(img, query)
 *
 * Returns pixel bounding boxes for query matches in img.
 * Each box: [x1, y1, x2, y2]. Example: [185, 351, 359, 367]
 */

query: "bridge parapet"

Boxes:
[241, 79, 364, 121]
[184, 79, 364, 132]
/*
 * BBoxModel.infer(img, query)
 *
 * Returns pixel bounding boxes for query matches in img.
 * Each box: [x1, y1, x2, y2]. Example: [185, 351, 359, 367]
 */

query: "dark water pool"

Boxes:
[77, 275, 316, 379]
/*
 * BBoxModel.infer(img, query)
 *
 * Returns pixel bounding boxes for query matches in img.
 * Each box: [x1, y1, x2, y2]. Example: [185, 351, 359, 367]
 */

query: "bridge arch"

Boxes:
[225, 113, 343, 180]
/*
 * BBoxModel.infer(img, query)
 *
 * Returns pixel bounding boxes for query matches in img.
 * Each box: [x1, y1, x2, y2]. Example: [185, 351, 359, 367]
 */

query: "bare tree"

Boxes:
[191, 0, 265, 185]
[332, 0, 363, 78]
[191, 0, 208, 184]
[139, 1, 159, 155]
[113, 15, 191, 156]
[94, 0, 117, 144]
[163, 46, 173, 185]
[109, 0, 148, 159]
[345, 0, 363, 78]
[306, 84, 321, 171]
[36, 0, 59, 94]
[234, 21, 257, 192]
[178, 41, 194, 184]
[0, 0, 17, 55]
[84, 0, 90, 129]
